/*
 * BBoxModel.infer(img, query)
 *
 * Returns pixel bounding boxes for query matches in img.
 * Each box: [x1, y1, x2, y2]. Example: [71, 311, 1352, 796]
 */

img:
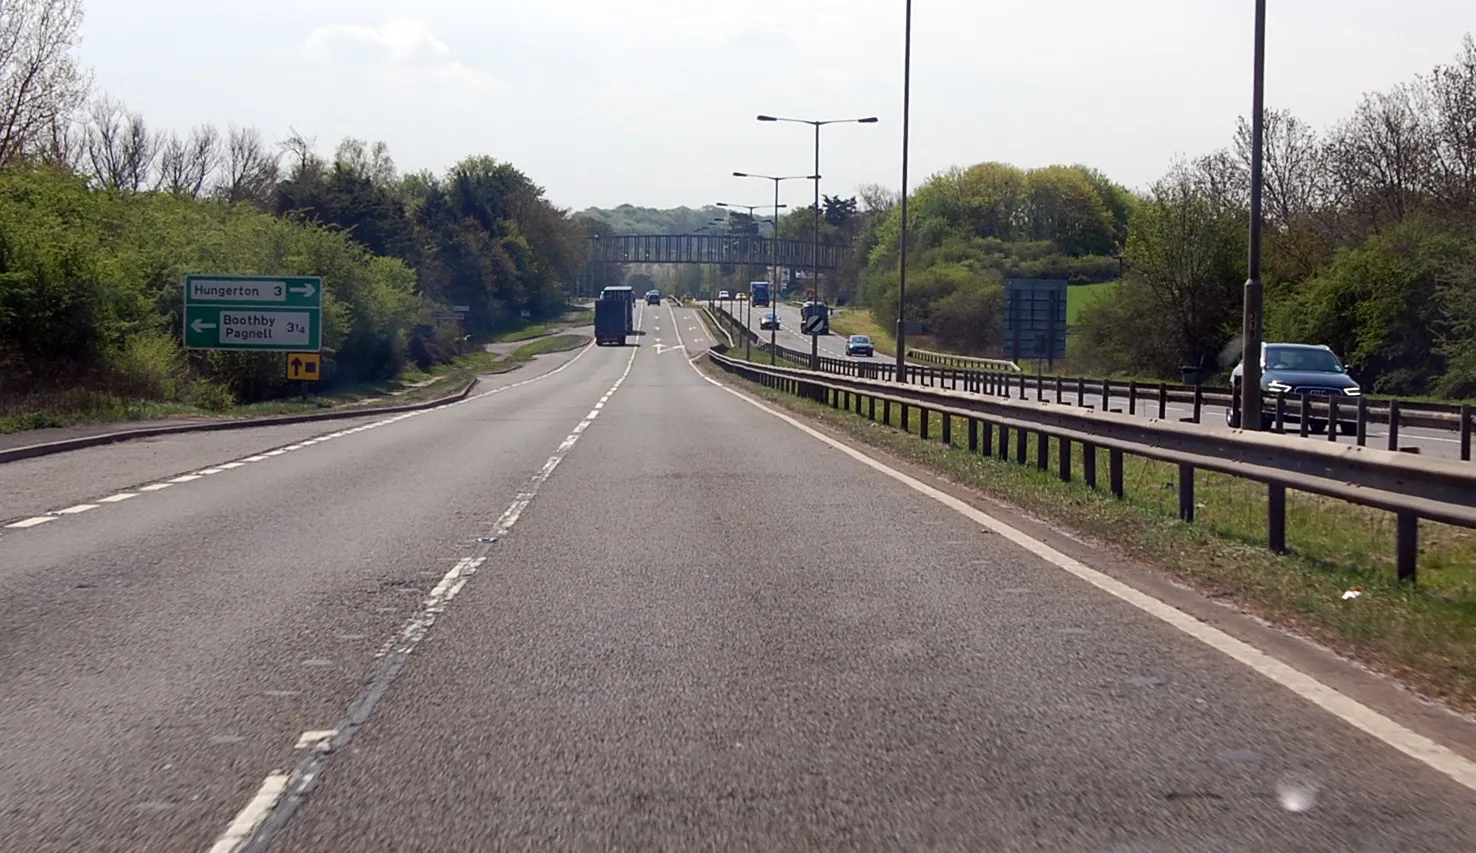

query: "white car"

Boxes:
[718, 290, 731, 300]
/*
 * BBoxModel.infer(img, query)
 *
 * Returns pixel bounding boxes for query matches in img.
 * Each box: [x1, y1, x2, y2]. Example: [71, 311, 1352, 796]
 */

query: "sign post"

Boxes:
[1003, 279, 1068, 369]
[183, 275, 323, 353]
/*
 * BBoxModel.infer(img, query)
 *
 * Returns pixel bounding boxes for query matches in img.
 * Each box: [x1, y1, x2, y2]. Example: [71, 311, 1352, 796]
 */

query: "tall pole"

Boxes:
[895, 0, 912, 383]
[811, 124, 822, 370]
[1239, 0, 1266, 429]
[772, 178, 781, 363]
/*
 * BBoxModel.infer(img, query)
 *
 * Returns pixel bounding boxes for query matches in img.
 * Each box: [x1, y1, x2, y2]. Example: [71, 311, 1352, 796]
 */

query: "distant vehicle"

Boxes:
[759, 312, 780, 330]
[1228, 342, 1360, 434]
[593, 297, 627, 346]
[750, 281, 771, 307]
[846, 334, 874, 357]
[718, 290, 731, 300]
[599, 285, 634, 333]
[800, 300, 830, 335]
[645, 289, 661, 305]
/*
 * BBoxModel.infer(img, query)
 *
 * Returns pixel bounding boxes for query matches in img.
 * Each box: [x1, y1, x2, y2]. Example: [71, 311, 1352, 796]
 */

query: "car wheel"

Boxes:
[1339, 420, 1357, 436]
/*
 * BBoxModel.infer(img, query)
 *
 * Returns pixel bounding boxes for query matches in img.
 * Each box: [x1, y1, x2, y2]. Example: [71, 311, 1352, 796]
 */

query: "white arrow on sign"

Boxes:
[290, 283, 316, 298]
[653, 344, 686, 355]
[191, 318, 216, 333]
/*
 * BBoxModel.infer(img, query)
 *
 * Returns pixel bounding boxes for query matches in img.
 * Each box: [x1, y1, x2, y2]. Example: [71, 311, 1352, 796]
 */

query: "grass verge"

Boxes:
[829, 310, 898, 356]
[508, 334, 590, 360]
[698, 352, 1476, 710]
[0, 348, 514, 435]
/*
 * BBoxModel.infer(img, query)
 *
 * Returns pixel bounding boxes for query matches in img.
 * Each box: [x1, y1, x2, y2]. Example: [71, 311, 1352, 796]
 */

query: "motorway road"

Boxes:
[3, 300, 1476, 851]
[719, 300, 1466, 461]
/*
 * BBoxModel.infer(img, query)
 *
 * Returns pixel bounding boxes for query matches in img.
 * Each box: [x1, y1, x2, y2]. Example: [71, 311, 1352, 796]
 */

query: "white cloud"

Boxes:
[300, 18, 503, 94]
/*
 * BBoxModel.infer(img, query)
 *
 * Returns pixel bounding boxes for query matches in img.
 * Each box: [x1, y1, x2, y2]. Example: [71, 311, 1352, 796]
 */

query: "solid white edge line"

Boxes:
[206, 772, 289, 853]
[55, 504, 98, 514]
[97, 493, 137, 503]
[686, 343, 1476, 793]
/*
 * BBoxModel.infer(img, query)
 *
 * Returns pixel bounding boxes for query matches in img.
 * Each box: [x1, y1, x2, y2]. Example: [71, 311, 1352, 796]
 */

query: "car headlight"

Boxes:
[1267, 380, 1293, 393]
[1343, 387, 1361, 397]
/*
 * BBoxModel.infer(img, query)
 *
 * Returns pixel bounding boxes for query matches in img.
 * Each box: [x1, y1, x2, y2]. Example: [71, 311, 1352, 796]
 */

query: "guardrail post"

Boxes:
[1083, 443, 1097, 488]
[1055, 376, 1064, 405]
[1101, 379, 1110, 412]
[1274, 392, 1286, 432]
[869, 395, 877, 421]
[1059, 436, 1072, 482]
[1462, 404, 1471, 462]
[982, 419, 994, 456]
[1191, 384, 1203, 423]
[1327, 396, 1340, 442]
[999, 425, 1010, 461]
[968, 417, 978, 451]
[1128, 380, 1137, 416]
[883, 398, 891, 426]
[1078, 378, 1085, 407]
[901, 403, 910, 433]
[920, 407, 930, 440]
[1015, 427, 1027, 465]
[1036, 432, 1049, 471]
[1036, 377, 1045, 403]
[1158, 384, 1167, 419]
[1356, 396, 1368, 446]
[1300, 393, 1311, 437]
[1019, 373, 1028, 400]
[952, 369, 959, 391]
[1268, 484, 1286, 553]
[1387, 400, 1401, 451]
[1109, 449, 1124, 498]
[1178, 464, 1195, 522]
[942, 412, 952, 445]
[1397, 513, 1417, 584]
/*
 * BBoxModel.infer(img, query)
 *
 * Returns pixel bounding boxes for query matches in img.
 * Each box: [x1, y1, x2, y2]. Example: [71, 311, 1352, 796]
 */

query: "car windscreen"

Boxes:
[1266, 346, 1342, 373]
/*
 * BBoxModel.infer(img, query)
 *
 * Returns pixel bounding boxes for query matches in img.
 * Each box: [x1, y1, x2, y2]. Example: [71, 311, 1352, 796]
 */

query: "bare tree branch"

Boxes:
[216, 124, 279, 207]
[0, 0, 90, 163]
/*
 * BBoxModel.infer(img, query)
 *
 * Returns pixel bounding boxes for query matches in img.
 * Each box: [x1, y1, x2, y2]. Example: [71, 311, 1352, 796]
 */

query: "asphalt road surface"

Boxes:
[718, 300, 1466, 462]
[3, 300, 1476, 852]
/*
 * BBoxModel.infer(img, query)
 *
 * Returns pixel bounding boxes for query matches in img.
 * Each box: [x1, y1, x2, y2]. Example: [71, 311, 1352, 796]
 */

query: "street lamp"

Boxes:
[1239, 0, 1268, 430]
[756, 113, 878, 369]
[731, 176, 812, 364]
[697, 216, 724, 302]
[895, 0, 912, 382]
[722, 191, 795, 362]
[714, 205, 778, 313]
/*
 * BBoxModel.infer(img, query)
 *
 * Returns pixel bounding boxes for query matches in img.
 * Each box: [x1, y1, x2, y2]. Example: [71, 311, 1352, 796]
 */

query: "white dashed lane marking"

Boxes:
[0, 331, 613, 536]
[222, 313, 646, 853]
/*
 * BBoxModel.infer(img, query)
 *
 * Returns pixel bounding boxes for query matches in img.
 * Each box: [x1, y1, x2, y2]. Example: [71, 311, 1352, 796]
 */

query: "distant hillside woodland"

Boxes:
[587, 35, 1476, 399]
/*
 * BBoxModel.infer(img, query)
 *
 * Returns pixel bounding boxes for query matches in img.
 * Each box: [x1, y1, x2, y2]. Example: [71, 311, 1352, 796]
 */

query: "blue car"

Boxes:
[846, 335, 874, 357]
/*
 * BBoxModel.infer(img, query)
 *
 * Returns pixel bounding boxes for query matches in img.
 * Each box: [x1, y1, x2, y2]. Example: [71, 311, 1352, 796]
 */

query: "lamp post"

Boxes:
[720, 197, 791, 361]
[1239, 0, 1268, 429]
[756, 113, 878, 369]
[733, 173, 818, 365]
[895, 0, 912, 382]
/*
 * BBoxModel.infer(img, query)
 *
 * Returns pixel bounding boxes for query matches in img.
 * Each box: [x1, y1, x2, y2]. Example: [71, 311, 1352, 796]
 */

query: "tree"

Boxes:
[155, 124, 219, 197]
[216, 124, 279, 207]
[1081, 161, 1246, 375]
[83, 95, 159, 192]
[0, 0, 89, 164]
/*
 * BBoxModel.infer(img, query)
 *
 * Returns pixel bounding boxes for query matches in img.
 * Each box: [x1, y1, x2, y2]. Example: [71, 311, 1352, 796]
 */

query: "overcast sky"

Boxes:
[79, 0, 1472, 211]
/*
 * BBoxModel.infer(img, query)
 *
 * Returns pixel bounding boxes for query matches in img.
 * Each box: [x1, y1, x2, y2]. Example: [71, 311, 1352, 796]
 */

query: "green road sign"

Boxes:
[184, 274, 323, 351]
[184, 305, 321, 351]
